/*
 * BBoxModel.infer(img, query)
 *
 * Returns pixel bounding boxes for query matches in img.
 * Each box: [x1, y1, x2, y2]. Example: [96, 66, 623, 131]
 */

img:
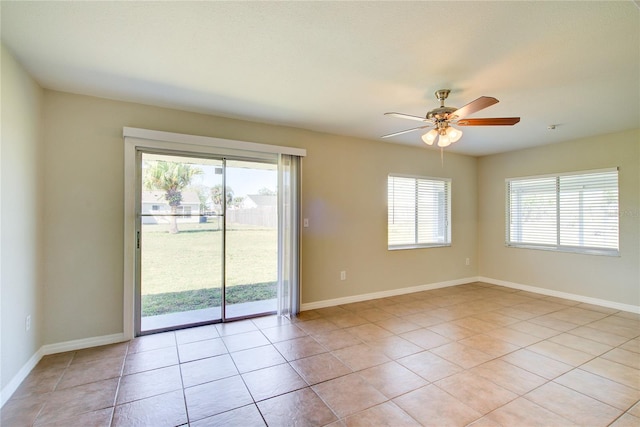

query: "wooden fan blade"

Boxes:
[457, 117, 521, 126]
[385, 112, 431, 122]
[381, 125, 431, 138]
[451, 96, 498, 120]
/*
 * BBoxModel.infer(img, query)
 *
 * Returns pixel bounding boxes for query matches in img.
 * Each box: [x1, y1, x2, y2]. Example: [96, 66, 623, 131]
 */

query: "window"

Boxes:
[388, 174, 451, 250]
[506, 168, 619, 256]
[176, 205, 192, 218]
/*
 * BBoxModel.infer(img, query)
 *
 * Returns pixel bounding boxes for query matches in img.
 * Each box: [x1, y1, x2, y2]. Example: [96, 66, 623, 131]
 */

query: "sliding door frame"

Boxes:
[135, 149, 227, 335]
[123, 127, 305, 339]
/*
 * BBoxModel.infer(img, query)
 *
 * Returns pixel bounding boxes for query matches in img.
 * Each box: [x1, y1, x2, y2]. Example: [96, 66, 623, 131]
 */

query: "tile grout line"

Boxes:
[8, 284, 638, 427]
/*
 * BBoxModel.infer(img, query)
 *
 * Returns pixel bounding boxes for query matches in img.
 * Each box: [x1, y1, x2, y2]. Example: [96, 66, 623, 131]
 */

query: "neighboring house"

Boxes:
[141, 190, 202, 224]
[229, 194, 278, 227]
[242, 194, 277, 209]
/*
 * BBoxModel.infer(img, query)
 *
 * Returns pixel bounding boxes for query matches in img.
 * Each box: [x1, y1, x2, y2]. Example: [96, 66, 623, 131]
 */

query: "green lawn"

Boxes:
[141, 221, 277, 316]
[141, 282, 276, 316]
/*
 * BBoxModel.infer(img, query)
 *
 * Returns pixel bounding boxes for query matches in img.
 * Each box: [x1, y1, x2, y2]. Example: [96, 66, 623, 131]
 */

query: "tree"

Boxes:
[229, 196, 244, 209]
[144, 161, 203, 234]
[210, 184, 234, 213]
[258, 187, 276, 196]
[191, 184, 211, 214]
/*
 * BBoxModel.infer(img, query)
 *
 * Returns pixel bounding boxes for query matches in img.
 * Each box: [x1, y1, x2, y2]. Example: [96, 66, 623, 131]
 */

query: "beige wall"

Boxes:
[477, 129, 640, 306]
[300, 132, 477, 303]
[1, 45, 44, 391]
[42, 90, 478, 344]
[3, 45, 638, 390]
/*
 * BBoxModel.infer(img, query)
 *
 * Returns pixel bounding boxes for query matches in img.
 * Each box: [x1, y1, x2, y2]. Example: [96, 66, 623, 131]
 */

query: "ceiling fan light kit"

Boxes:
[421, 126, 462, 147]
[445, 126, 462, 142]
[421, 129, 438, 145]
[383, 89, 520, 149]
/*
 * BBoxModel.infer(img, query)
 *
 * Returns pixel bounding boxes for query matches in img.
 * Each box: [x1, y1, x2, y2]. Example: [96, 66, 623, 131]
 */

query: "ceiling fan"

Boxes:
[382, 89, 520, 147]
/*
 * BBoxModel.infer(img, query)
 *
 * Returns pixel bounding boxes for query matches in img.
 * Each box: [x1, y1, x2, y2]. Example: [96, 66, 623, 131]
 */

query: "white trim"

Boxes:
[389, 173, 452, 183]
[0, 348, 43, 407]
[123, 138, 137, 340]
[123, 127, 306, 157]
[477, 276, 640, 314]
[387, 175, 452, 249]
[4, 276, 636, 408]
[301, 277, 476, 311]
[504, 242, 619, 257]
[504, 166, 619, 182]
[300, 275, 640, 314]
[388, 243, 452, 251]
[123, 129, 305, 338]
[40, 333, 127, 356]
[1, 333, 127, 408]
[505, 169, 620, 256]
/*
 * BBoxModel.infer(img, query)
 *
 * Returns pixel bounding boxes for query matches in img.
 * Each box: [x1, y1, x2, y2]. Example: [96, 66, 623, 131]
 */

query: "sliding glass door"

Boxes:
[137, 152, 278, 334]
[224, 160, 278, 319]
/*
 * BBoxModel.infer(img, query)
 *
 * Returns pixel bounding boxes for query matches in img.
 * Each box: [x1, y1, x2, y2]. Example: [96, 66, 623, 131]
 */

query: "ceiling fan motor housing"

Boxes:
[426, 106, 458, 121]
[427, 89, 456, 121]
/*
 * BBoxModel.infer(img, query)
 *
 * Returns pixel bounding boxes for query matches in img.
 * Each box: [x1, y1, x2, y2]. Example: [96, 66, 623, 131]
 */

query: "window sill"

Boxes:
[505, 243, 619, 257]
[388, 243, 451, 251]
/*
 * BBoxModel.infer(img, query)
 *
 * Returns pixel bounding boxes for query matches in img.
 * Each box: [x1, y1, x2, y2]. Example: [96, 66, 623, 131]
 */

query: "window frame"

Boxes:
[505, 168, 619, 256]
[387, 174, 451, 251]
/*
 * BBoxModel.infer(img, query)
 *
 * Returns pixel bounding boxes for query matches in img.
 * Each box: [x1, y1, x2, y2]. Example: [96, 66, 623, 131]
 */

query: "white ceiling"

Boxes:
[1, 1, 638, 156]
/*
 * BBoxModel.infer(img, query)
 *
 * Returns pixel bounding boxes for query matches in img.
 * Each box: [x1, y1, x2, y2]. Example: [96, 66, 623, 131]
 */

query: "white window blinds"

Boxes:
[506, 168, 619, 255]
[388, 175, 451, 249]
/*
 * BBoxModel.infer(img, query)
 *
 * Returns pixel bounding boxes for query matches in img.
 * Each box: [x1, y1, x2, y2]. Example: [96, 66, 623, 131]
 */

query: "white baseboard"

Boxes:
[300, 275, 640, 315]
[478, 276, 640, 314]
[0, 347, 44, 407]
[1, 333, 127, 408]
[301, 277, 478, 311]
[40, 333, 126, 356]
[4, 277, 637, 408]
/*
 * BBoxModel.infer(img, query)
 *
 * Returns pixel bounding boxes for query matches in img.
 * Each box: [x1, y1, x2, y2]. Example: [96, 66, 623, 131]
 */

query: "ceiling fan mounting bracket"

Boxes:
[434, 89, 451, 104]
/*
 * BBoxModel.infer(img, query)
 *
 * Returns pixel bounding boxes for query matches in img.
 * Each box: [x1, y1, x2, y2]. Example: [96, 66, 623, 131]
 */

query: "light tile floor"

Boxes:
[2, 282, 639, 426]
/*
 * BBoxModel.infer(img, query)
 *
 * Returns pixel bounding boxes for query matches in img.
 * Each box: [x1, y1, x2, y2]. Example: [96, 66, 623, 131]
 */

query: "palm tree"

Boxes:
[210, 184, 235, 214]
[144, 161, 203, 233]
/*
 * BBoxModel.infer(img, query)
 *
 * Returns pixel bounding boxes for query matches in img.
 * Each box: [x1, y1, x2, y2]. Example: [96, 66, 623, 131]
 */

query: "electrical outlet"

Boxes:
[26, 315, 31, 331]
[465, 258, 470, 266]
[340, 271, 346, 281]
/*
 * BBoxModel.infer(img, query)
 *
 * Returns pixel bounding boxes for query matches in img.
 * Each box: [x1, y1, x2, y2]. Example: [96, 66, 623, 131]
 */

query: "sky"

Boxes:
[142, 153, 278, 198]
